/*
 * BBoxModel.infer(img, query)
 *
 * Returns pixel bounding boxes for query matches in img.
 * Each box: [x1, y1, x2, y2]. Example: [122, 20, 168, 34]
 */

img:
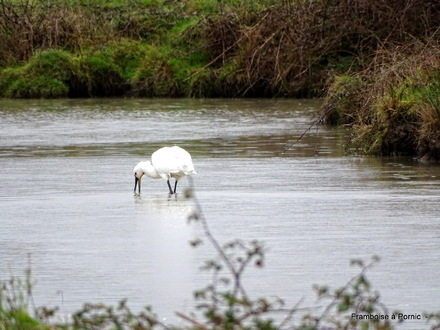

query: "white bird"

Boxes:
[133, 146, 196, 194]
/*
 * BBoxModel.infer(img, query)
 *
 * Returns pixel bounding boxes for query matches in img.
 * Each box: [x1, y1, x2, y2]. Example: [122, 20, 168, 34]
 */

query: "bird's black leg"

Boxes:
[134, 176, 140, 194]
[173, 180, 178, 194]
[167, 180, 174, 194]
[134, 177, 138, 194]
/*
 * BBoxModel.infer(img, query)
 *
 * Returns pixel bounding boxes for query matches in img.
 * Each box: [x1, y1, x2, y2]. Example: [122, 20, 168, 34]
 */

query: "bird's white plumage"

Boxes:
[133, 146, 196, 194]
[152, 146, 196, 179]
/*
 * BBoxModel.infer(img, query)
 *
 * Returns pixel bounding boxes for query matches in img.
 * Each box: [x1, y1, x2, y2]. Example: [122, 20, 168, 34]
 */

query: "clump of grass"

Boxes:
[0, 261, 57, 329]
[321, 74, 367, 126]
[0, 50, 73, 98]
[130, 45, 173, 96]
[0, 48, 129, 98]
[72, 40, 154, 97]
[74, 55, 126, 97]
[413, 80, 440, 160]
[321, 40, 440, 160]
[373, 83, 420, 155]
[98, 39, 149, 80]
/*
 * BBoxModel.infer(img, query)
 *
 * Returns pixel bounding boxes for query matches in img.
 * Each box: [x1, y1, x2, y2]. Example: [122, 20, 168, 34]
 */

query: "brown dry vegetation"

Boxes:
[321, 38, 440, 160]
[194, 0, 440, 97]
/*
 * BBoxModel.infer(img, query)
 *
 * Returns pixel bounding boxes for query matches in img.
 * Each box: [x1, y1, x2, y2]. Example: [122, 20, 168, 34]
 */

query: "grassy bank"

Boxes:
[0, 0, 440, 158]
[1, 0, 439, 98]
[320, 41, 440, 161]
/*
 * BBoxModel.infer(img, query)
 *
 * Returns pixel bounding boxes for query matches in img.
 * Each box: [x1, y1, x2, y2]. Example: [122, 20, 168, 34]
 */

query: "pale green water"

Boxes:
[0, 98, 439, 328]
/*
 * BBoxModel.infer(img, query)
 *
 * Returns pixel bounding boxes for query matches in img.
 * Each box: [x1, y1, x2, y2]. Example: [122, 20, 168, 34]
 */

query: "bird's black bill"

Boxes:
[134, 176, 140, 194]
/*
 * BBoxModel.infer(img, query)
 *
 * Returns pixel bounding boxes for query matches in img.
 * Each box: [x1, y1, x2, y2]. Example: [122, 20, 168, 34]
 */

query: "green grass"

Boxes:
[0, 50, 73, 98]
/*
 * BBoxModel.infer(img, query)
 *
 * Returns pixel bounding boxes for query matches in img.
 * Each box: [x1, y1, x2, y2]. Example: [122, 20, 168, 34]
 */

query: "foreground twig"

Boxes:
[186, 175, 249, 299]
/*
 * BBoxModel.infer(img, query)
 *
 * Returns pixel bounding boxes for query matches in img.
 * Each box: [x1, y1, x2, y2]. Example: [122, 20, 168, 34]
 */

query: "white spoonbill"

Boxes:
[133, 146, 196, 194]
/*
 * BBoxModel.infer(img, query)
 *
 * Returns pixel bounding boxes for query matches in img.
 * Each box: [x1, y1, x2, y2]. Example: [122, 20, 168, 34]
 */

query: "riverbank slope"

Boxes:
[0, 0, 439, 159]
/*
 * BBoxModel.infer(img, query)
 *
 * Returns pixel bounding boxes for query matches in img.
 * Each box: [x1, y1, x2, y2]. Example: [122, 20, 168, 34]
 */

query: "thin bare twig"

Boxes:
[282, 118, 321, 154]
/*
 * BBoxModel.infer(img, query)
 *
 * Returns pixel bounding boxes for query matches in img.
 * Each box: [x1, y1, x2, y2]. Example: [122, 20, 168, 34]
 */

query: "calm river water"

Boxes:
[0, 98, 439, 328]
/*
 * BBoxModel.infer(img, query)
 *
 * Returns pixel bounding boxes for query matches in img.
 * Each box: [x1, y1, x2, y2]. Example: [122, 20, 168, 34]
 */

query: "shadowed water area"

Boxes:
[0, 98, 439, 328]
